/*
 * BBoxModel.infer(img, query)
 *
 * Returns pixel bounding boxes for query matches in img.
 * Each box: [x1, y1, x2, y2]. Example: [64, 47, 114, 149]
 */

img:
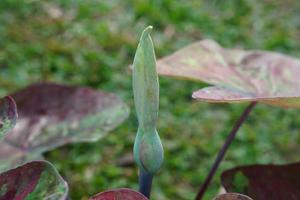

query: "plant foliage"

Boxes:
[0, 83, 129, 172]
[157, 39, 300, 107]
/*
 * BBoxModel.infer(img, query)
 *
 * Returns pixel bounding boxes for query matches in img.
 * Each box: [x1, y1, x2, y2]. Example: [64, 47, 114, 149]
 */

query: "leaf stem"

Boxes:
[139, 169, 154, 198]
[194, 102, 257, 200]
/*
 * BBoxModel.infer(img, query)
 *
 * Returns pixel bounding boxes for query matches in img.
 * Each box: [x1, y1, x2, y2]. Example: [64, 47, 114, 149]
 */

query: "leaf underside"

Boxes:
[0, 160, 68, 200]
[157, 39, 300, 108]
[214, 193, 253, 200]
[89, 188, 149, 200]
[0, 82, 129, 172]
[221, 162, 300, 200]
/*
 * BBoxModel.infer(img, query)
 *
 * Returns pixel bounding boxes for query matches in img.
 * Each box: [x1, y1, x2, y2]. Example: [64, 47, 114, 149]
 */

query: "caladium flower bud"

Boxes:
[132, 26, 163, 175]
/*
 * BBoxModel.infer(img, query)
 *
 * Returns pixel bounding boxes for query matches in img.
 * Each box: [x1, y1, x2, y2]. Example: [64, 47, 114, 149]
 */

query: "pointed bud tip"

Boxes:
[140, 26, 153, 40]
[144, 26, 153, 32]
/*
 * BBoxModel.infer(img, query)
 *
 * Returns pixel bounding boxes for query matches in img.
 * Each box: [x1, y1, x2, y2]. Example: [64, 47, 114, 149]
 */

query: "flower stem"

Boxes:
[139, 169, 154, 198]
[194, 102, 257, 200]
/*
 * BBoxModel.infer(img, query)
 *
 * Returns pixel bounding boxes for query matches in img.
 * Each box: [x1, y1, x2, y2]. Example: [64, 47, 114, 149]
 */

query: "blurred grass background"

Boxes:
[1, 0, 300, 199]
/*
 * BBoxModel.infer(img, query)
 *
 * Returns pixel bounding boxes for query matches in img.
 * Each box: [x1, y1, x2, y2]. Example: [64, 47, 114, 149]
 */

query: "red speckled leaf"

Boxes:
[0, 160, 68, 200]
[214, 193, 253, 200]
[221, 162, 300, 200]
[0, 82, 129, 171]
[0, 96, 17, 139]
[157, 39, 300, 108]
[89, 188, 149, 200]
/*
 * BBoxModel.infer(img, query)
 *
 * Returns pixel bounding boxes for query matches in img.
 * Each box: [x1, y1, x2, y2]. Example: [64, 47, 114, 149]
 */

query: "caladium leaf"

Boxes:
[214, 193, 253, 200]
[89, 188, 149, 200]
[221, 162, 300, 200]
[0, 160, 68, 200]
[0, 83, 129, 172]
[157, 39, 300, 108]
[0, 96, 17, 140]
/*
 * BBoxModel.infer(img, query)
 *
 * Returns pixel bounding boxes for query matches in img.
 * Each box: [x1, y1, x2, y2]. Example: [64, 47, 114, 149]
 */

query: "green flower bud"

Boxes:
[132, 26, 163, 174]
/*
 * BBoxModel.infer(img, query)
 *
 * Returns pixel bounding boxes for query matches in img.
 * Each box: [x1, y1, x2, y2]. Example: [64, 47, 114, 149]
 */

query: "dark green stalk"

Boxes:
[139, 170, 154, 198]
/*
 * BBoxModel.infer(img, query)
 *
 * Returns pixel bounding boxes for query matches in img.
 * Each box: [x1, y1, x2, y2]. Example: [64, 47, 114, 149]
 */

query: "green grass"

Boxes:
[1, 0, 300, 199]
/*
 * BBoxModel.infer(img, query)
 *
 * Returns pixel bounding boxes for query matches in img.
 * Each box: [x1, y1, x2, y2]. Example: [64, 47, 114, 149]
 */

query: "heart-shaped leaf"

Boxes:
[0, 96, 17, 140]
[89, 188, 149, 200]
[221, 162, 300, 200]
[0, 83, 129, 172]
[0, 160, 68, 200]
[157, 39, 300, 108]
[214, 193, 253, 200]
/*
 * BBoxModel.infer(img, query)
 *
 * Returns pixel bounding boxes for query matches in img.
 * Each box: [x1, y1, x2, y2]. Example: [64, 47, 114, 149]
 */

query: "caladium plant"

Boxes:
[0, 82, 129, 172]
[156, 39, 300, 199]
[0, 29, 261, 200]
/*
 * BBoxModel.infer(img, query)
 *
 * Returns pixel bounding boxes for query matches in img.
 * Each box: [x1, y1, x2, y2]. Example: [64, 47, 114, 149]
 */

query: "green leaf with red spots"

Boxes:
[157, 39, 300, 108]
[0, 160, 68, 200]
[221, 162, 300, 200]
[0, 83, 129, 172]
[89, 188, 149, 200]
[214, 193, 253, 200]
[0, 96, 17, 140]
